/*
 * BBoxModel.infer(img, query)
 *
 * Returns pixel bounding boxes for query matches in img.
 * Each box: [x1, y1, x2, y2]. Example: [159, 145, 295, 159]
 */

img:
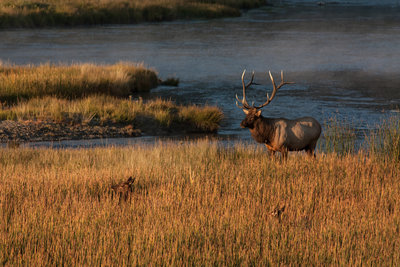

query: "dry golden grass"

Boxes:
[0, 0, 265, 27]
[0, 62, 223, 133]
[0, 62, 159, 103]
[1, 140, 399, 265]
[0, 96, 223, 132]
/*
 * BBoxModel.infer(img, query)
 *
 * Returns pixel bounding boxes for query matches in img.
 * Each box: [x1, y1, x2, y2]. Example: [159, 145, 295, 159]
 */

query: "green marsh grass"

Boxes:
[0, 62, 159, 103]
[320, 115, 400, 161]
[369, 116, 400, 162]
[0, 96, 223, 132]
[320, 117, 358, 155]
[0, 0, 265, 28]
[1, 140, 400, 265]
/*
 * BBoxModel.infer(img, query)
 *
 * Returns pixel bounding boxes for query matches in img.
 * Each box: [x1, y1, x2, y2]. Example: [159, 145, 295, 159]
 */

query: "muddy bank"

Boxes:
[0, 120, 140, 144]
[0, 119, 215, 145]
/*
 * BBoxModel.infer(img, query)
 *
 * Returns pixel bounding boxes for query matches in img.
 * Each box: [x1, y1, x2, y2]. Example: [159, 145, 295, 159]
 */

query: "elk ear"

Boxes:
[255, 110, 262, 117]
[242, 109, 249, 115]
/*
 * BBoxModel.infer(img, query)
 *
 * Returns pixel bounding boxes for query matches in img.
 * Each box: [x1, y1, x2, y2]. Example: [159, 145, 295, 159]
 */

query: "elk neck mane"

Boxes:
[250, 115, 276, 144]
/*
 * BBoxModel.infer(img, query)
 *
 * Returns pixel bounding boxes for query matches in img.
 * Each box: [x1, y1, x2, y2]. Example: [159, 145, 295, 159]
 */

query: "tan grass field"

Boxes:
[1, 139, 399, 265]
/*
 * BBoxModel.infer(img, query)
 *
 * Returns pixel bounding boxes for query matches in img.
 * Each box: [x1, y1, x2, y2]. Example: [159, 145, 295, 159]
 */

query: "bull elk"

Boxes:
[236, 70, 321, 159]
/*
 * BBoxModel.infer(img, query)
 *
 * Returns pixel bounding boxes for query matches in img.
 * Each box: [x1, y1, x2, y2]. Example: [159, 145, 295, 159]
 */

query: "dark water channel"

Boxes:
[1, 3, 399, 148]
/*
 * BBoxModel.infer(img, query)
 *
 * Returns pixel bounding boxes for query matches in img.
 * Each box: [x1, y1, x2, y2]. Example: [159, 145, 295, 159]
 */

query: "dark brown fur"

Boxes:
[241, 111, 276, 144]
[111, 176, 135, 202]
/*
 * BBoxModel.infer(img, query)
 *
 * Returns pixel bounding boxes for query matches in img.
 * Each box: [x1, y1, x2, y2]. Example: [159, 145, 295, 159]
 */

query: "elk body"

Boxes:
[236, 70, 321, 159]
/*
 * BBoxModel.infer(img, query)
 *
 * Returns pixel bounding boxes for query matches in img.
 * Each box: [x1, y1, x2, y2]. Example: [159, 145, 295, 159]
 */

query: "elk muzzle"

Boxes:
[240, 119, 246, 128]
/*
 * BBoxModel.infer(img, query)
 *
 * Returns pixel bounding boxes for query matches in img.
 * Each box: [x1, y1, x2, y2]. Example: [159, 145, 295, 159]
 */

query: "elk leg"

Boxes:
[265, 144, 276, 157]
[281, 149, 288, 161]
[306, 141, 318, 158]
[306, 149, 314, 158]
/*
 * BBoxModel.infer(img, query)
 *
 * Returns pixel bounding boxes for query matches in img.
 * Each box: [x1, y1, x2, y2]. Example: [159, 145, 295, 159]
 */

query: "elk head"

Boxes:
[236, 70, 294, 129]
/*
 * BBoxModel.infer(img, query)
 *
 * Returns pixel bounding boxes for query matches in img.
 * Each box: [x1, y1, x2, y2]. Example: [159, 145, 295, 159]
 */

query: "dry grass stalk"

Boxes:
[270, 205, 286, 223]
[111, 176, 136, 201]
[1, 138, 400, 265]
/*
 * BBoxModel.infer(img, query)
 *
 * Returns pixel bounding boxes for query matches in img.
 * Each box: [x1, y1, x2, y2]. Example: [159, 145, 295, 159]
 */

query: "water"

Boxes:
[1, 4, 399, 147]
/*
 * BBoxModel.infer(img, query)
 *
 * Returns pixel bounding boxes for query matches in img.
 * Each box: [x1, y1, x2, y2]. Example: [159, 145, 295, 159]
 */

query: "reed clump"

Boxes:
[0, 139, 399, 265]
[320, 115, 400, 162]
[0, 0, 265, 28]
[369, 116, 400, 162]
[0, 62, 159, 103]
[321, 117, 357, 155]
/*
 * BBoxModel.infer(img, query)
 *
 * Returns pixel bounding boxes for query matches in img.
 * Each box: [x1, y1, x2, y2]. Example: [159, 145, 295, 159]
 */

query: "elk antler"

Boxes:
[236, 70, 294, 110]
[252, 70, 294, 109]
[235, 70, 255, 110]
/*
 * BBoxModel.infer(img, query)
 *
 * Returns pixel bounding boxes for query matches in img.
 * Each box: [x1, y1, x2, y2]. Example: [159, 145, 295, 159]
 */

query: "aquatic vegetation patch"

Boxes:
[368, 116, 400, 162]
[319, 115, 400, 162]
[160, 77, 180, 87]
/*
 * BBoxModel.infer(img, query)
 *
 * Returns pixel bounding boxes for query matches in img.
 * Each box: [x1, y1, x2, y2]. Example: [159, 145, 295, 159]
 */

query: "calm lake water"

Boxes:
[1, 3, 399, 147]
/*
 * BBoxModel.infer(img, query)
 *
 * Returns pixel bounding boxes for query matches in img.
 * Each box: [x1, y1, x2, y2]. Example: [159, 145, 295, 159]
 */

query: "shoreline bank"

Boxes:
[0, 118, 221, 146]
[0, 0, 266, 28]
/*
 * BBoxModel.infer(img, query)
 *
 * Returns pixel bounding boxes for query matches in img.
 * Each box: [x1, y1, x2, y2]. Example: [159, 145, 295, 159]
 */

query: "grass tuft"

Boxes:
[160, 77, 180, 87]
[179, 105, 224, 132]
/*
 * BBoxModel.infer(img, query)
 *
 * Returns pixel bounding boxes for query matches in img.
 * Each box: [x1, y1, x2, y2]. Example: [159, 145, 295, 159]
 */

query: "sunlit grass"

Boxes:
[0, 139, 399, 265]
[0, 62, 159, 103]
[0, 62, 223, 135]
[0, 96, 223, 132]
[0, 0, 265, 28]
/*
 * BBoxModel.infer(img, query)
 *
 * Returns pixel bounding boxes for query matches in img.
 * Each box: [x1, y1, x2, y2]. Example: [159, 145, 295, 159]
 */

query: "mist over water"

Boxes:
[1, 3, 399, 145]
